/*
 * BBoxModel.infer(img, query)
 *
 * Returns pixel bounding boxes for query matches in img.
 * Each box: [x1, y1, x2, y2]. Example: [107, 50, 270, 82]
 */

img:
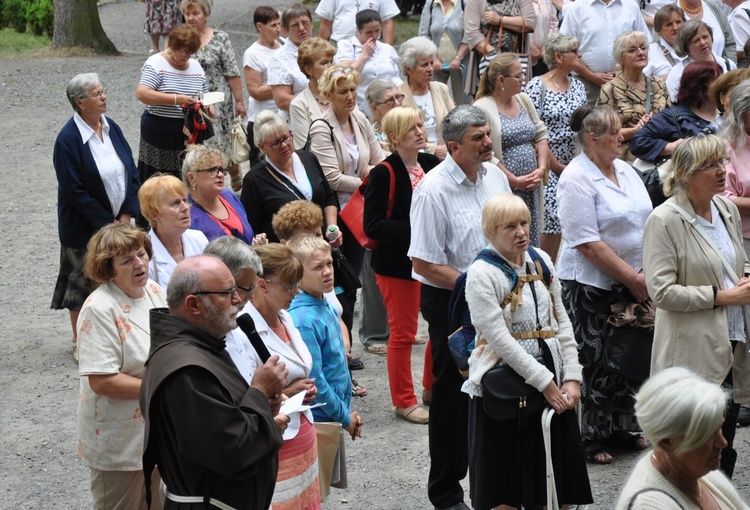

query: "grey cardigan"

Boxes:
[419, 0, 469, 52]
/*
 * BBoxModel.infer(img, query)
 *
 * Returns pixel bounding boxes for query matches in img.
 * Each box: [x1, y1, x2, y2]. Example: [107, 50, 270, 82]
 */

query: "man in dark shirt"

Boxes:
[140, 255, 288, 509]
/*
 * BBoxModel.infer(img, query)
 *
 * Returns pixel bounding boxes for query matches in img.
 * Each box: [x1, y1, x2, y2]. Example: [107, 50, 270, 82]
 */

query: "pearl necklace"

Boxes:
[314, 93, 331, 107]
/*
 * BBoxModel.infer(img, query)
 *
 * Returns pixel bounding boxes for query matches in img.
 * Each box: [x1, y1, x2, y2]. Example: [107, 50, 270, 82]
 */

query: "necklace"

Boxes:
[623, 73, 646, 92]
[164, 50, 183, 68]
[314, 93, 331, 107]
[680, 0, 703, 15]
[548, 71, 568, 90]
[651, 453, 704, 509]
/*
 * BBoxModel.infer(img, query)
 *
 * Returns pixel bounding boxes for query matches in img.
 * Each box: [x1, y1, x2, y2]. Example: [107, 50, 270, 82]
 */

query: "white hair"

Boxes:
[398, 36, 437, 78]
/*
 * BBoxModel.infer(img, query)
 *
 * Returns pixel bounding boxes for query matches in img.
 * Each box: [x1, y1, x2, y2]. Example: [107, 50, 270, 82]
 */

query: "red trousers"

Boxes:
[376, 274, 432, 408]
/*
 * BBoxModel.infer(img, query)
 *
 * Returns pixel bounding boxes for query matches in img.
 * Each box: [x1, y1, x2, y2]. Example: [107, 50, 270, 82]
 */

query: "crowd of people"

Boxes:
[51, 0, 750, 508]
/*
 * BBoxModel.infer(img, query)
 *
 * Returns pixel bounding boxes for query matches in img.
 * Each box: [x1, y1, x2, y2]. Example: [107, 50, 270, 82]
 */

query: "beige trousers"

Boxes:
[89, 467, 162, 510]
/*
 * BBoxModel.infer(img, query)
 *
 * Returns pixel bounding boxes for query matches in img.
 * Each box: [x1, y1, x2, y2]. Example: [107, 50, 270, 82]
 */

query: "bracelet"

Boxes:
[173, 93, 177, 106]
[453, 56, 461, 61]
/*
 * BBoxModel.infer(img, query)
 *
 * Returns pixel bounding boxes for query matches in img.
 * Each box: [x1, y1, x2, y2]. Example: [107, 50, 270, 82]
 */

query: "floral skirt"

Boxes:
[560, 280, 642, 441]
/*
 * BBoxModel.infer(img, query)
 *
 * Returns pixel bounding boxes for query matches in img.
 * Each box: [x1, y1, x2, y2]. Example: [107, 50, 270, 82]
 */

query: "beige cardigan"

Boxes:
[473, 93, 548, 166]
[289, 86, 325, 151]
[643, 194, 750, 404]
[399, 80, 455, 154]
[308, 107, 385, 194]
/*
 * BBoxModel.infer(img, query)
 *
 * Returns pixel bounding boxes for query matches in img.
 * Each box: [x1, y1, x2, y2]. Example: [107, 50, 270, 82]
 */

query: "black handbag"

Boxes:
[480, 277, 554, 427]
[600, 325, 653, 382]
[331, 248, 361, 294]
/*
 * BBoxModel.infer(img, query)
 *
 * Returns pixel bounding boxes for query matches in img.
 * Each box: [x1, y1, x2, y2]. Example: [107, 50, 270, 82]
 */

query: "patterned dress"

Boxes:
[194, 30, 241, 159]
[499, 103, 541, 246]
[144, 0, 181, 36]
[525, 76, 587, 234]
[599, 73, 670, 161]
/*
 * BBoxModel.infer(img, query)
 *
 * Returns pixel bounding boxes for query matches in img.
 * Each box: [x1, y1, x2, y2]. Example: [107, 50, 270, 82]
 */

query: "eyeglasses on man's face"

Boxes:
[193, 284, 238, 296]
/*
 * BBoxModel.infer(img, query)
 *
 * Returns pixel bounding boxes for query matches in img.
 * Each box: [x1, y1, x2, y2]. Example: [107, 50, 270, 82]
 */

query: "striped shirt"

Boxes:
[408, 155, 512, 288]
[138, 54, 208, 119]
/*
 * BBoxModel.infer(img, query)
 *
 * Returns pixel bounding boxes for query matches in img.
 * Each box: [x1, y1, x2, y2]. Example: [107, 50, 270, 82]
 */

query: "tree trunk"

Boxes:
[52, 0, 118, 54]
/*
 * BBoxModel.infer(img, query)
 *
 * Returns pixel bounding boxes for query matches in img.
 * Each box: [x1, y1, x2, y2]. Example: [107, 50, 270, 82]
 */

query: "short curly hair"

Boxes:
[271, 200, 324, 241]
[84, 223, 153, 284]
[298, 37, 336, 79]
[167, 24, 201, 54]
[318, 65, 361, 100]
[181, 144, 229, 186]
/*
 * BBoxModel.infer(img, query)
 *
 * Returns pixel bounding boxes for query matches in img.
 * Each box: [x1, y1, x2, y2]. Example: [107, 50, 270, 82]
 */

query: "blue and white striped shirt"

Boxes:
[138, 54, 208, 119]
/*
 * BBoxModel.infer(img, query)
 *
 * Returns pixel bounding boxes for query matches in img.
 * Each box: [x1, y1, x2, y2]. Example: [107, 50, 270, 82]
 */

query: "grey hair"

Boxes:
[675, 19, 712, 58]
[543, 33, 579, 70]
[398, 36, 437, 78]
[167, 260, 206, 309]
[441, 105, 488, 144]
[203, 236, 263, 276]
[181, 144, 228, 185]
[66, 73, 100, 113]
[635, 367, 727, 456]
[569, 104, 619, 149]
[253, 110, 290, 149]
[281, 3, 311, 29]
[613, 30, 649, 66]
[365, 79, 398, 107]
[721, 80, 750, 151]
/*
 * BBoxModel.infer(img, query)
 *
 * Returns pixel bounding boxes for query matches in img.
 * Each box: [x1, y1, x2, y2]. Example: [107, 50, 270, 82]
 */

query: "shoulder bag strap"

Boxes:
[668, 107, 683, 139]
[264, 165, 306, 200]
[381, 161, 397, 219]
[664, 200, 739, 284]
[657, 41, 677, 66]
[304, 117, 334, 152]
[645, 77, 652, 115]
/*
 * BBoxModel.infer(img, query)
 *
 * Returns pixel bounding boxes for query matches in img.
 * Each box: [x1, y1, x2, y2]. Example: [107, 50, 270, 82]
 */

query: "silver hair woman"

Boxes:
[616, 367, 749, 509]
[643, 134, 750, 479]
[397, 36, 455, 160]
[599, 30, 670, 162]
[365, 79, 404, 151]
[52, 72, 140, 361]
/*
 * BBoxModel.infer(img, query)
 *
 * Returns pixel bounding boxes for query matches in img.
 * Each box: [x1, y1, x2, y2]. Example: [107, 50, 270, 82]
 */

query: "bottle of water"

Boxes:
[325, 225, 340, 241]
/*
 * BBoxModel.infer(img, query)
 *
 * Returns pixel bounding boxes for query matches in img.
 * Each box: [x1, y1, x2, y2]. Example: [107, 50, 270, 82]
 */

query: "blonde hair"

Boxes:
[138, 174, 188, 228]
[475, 53, 520, 100]
[181, 144, 228, 186]
[613, 30, 649, 66]
[253, 110, 290, 149]
[271, 200, 324, 241]
[318, 66, 361, 100]
[286, 233, 331, 264]
[180, 0, 210, 16]
[381, 106, 425, 152]
[481, 194, 530, 241]
[663, 134, 726, 197]
[253, 243, 304, 283]
[84, 223, 153, 284]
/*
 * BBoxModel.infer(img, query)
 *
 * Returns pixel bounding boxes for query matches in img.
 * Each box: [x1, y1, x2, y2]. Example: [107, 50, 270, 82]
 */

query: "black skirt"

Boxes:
[50, 245, 92, 311]
[468, 395, 593, 509]
[138, 111, 185, 183]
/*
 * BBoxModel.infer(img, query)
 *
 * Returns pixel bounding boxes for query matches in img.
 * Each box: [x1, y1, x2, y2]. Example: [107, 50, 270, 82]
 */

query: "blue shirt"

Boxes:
[288, 291, 352, 427]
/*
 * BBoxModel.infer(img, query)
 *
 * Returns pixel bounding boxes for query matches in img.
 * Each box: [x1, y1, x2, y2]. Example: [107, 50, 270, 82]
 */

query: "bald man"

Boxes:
[140, 255, 288, 510]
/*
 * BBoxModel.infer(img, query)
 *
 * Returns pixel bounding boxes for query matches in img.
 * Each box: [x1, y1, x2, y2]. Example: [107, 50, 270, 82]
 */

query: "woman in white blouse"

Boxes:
[336, 9, 401, 118]
[644, 5, 685, 79]
[138, 174, 208, 289]
[557, 105, 653, 465]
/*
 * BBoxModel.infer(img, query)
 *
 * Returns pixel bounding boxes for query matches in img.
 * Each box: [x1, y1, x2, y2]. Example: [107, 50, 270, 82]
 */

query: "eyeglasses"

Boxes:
[89, 88, 106, 99]
[236, 281, 257, 299]
[264, 278, 301, 294]
[175, 49, 194, 57]
[195, 166, 228, 176]
[267, 132, 294, 150]
[376, 94, 405, 106]
[193, 285, 238, 296]
[560, 48, 581, 55]
[330, 67, 355, 79]
[289, 18, 312, 30]
[625, 45, 648, 54]
[700, 157, 731, 171]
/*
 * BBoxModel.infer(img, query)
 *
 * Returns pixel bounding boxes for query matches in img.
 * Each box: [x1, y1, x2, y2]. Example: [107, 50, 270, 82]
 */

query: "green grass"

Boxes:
[0, 27, 50, 57]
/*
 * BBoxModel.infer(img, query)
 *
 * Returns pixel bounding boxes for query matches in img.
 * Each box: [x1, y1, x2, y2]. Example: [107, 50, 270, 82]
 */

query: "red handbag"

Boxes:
[340, 162, 396, 249]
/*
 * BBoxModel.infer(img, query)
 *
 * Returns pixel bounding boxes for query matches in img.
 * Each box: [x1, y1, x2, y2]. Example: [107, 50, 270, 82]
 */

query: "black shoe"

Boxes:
[738, 406, 750, 427]
[348, 357, 364, 370]
[435, 503, 470, 510]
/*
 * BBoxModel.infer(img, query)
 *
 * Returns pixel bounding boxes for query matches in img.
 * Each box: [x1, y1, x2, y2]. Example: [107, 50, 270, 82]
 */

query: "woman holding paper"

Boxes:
[251, 242, 322, 509]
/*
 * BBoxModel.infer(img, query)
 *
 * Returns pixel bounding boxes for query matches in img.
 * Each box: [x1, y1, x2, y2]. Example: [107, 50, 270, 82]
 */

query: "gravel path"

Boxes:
[0, 1, 748, 508]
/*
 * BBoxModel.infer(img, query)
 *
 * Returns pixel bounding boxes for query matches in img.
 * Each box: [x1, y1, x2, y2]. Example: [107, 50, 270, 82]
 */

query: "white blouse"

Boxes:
[557, 152, 653, 290]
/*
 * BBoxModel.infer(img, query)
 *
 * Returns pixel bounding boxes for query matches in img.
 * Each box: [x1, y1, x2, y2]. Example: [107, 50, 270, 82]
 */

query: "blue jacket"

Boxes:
[189, 189, 254, 243]
[629, 105, 719, 163]
[288, 292, 352, 427]
[53, 116, 140, 249]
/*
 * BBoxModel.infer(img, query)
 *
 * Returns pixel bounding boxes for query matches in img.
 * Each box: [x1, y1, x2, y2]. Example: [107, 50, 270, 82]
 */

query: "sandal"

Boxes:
[72, 339, 79, 364]
[611, 432, 649, 451]
[395, 405, 429, 424]
[351, 379, 367, 397]
[584, 442, 614, 464]
[414, 336, 427, 345]
[365, 343, 387, 355]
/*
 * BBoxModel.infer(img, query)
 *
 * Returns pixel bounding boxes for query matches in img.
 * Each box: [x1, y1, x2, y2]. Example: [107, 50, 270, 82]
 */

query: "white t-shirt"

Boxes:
[335, 37, 402, 117]
[413, 91, 439, 144]
[315, 0, 401, 42]
[644, 39, 683, 78]
[243, 41, 283, 122]
[730, 0, 750, 54]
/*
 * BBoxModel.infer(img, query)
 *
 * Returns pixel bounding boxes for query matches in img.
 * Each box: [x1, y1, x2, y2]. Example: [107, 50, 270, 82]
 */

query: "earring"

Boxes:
[191, 183, 197, 191]
[501, 87, 504, 92]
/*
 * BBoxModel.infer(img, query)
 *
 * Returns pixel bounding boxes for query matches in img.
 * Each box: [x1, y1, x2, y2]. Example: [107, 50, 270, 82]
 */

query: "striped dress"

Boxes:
[137, 53, 207, 182]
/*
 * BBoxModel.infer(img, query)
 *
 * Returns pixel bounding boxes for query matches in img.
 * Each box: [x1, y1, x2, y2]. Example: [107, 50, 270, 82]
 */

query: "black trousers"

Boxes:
[422, 284, 469, 508]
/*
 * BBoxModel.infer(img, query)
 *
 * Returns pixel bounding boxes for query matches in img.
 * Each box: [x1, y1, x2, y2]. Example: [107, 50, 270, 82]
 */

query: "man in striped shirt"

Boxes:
[408, 105, 512, 510]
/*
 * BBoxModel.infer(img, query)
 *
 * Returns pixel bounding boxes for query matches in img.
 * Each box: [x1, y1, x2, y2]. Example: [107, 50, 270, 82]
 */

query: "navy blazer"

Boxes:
[53, 117, 140, 249]
[363, 151, 440, 280]
[629, 105, 719, 163]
